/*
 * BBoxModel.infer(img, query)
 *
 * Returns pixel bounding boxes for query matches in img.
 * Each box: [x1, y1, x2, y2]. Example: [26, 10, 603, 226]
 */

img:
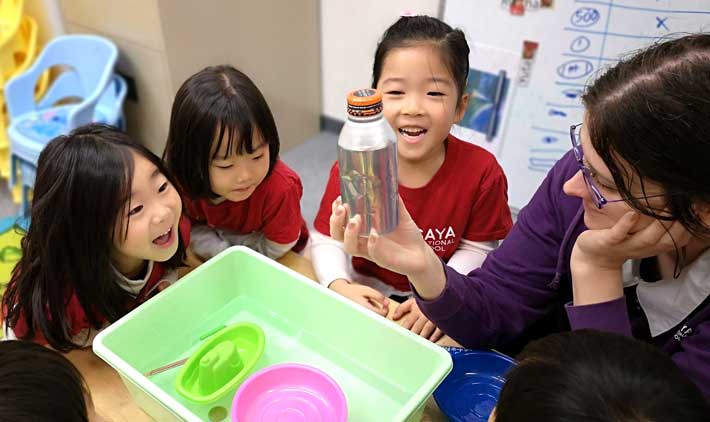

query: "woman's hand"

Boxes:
[329, 279, 389, 317]
[392, 298, 444, 342]
[574, 212, 691, 270]
[329, 196, 446, 299]
[571, 211, 691, 305]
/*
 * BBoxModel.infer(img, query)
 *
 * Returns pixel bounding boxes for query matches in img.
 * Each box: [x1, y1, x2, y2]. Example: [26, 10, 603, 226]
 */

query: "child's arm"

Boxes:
[190, 225, 231, 260]
[310, 231, 351, 287]
[310, 231, 389, 316]
[220, 230, 296, 260]
[446, 239, 497, 275]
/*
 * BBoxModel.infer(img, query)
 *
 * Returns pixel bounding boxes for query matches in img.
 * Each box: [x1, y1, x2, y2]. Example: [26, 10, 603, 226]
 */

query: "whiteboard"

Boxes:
[443, 0, 710, 210]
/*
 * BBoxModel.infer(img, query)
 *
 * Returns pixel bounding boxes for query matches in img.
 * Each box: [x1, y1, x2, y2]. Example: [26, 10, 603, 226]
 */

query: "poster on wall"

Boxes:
[451, 42, 519, 156]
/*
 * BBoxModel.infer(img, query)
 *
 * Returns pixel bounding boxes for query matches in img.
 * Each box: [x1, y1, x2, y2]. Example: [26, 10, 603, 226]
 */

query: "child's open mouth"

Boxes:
[399, 127, 427, 143]
[152, 227, 174, 247]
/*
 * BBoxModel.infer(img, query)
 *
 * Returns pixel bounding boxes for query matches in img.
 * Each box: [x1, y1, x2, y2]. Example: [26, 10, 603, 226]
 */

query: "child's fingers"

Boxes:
[430, 328, 444, 343]
[399, 313, 417, 330]
[351, 287, 386, 315]
[420, 321, 436, 340]
[357, 297, 386, 315]
[392, 298, 414, 320]
[411, 315, 429, 335]
[362, 287, 388, 307]
[366, 298, 389, 317]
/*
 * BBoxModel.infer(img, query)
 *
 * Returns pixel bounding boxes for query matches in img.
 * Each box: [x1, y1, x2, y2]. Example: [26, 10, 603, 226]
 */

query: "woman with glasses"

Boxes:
[330, 33, 710, 397]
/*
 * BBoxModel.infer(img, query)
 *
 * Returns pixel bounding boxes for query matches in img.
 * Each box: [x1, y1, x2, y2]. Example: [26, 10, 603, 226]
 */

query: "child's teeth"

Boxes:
[400, 128, 425, 136]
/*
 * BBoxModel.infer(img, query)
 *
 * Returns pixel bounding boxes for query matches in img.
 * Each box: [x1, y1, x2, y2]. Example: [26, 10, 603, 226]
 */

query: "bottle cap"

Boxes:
[346, 89, 383, 118]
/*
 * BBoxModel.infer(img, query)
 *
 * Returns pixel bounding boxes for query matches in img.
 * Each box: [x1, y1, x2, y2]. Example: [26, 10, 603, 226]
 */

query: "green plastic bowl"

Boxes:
[175, 322, 264, 403]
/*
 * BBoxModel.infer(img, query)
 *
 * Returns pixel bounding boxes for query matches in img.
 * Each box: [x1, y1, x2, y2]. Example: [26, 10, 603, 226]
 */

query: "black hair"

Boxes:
[583, 33, 710, 238]
[495, 330, 709, 422]
[372, 15, 470, 105]
[163, 65, 280, 199]
[0, 340, 90, 421]
[2, 124, 186, 351]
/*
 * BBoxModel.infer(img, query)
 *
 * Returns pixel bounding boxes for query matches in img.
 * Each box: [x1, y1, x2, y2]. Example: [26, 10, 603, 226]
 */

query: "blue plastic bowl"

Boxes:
[433, 349, 516, 422]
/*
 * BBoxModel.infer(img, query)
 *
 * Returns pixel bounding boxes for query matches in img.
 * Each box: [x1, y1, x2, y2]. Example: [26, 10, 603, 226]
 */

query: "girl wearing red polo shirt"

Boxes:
[163, 65, 308, 261]
[3, 125, 190, 351]
[311, 16, 513, 341]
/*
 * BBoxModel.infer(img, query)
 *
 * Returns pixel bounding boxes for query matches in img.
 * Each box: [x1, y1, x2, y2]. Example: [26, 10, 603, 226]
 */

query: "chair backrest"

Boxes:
[5, 34, 118, 129]
[97, 74, 127, 127]
[36, 72, 127, 128]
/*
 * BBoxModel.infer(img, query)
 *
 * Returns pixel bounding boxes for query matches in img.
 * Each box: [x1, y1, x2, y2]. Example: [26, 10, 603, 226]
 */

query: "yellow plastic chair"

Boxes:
[0, 14, 48, 200]
[0, 0, 24, 81]
[0, 0, 25, 177]
[0, 0, 23, 43]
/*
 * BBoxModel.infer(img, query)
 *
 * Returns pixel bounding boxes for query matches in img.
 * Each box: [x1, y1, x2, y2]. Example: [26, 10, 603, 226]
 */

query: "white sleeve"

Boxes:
[261, 239, 297, 260]
[190, 224, 231, 260]
[309, 231, 351, 287]
[220, 230, 296, 260]
[446, 239, 498, 275]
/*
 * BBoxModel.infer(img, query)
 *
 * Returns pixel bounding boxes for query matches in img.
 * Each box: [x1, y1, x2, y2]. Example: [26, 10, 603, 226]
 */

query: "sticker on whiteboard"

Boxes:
[510, 0, 525, 15]
[525, 0, 541, 11]
[518, 40, 539, 87]
[451, 43, 519, 156]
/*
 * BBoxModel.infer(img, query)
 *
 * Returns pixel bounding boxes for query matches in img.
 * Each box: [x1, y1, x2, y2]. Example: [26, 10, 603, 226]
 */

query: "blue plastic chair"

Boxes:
[4, 34, 122, 214]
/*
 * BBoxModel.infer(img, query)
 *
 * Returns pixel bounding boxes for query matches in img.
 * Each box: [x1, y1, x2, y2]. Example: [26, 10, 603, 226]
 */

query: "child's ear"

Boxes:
[454, 93, 470, 123]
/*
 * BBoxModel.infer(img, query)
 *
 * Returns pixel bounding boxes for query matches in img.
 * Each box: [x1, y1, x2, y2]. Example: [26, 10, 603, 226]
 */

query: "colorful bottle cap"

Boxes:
[346, 89, 383, 118]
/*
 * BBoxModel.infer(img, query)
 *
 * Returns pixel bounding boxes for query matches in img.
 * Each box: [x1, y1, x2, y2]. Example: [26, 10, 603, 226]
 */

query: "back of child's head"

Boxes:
[372, 15, 469, 103]
[2, 124, 185, 351]
[0, 340, 90, 421]
[494, 330, 709, 422]
[164, 65, 280, 199]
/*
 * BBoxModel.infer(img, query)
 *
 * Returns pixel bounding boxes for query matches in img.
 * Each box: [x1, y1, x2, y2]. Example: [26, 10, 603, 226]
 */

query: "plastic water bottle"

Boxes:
[338, 89, 398, 236]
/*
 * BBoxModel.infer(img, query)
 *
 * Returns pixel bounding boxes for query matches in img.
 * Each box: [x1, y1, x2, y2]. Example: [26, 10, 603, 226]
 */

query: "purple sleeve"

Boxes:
[415, 151, 583, 349]
[565, 298, 632, 335]
[671, 320, 710, 398]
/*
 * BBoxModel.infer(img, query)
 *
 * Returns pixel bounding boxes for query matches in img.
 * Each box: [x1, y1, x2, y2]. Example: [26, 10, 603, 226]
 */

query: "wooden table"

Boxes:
[67, 252, 449, 421]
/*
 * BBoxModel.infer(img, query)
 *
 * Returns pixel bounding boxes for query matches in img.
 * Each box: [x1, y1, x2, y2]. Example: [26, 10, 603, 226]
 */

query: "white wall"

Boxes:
[320, 0, 440, 122]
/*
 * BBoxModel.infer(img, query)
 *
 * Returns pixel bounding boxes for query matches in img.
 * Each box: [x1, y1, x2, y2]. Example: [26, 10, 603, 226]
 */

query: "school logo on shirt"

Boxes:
[420, 226, 457, 252]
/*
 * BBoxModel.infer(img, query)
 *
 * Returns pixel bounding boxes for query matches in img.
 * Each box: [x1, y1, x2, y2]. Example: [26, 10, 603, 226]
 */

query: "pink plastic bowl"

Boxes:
[231, 363, 347, 422]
